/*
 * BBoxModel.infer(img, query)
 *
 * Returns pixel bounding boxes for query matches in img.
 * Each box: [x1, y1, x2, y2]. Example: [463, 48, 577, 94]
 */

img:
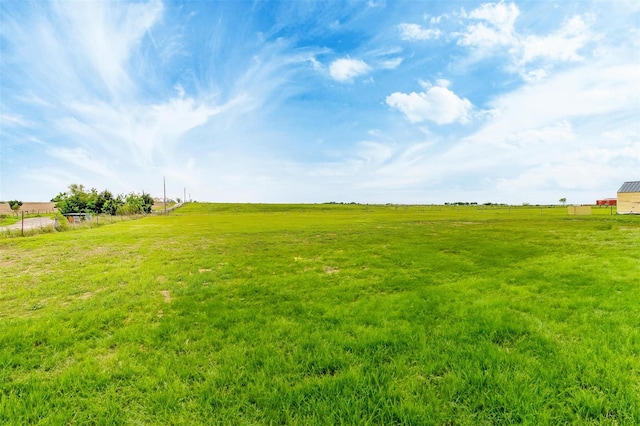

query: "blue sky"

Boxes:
[1, 0, 639, 204]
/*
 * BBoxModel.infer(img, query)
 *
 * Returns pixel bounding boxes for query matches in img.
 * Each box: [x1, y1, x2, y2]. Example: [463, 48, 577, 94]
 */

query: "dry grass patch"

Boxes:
[77, 291, 96, 300]
[324, 266, 340, 274]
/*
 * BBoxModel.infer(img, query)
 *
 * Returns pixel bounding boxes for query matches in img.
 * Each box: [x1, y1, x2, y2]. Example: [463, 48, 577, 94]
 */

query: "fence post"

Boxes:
[21, 211, 24, 236]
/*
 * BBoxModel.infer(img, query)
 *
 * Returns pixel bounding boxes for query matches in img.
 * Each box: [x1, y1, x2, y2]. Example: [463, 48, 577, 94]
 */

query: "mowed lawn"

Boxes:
[1, 203, 639, 425]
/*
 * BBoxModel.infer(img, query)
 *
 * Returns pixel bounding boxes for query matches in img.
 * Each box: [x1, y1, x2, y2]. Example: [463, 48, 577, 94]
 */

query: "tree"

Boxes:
[51, 184, 90, 214]
[123, 193, 143, 214]
[8, 200, 22, 216]
[140, 192, 154, 213]
[116, 192, 154, 215]
[559, 197, 567, 206]
[52, 184, 151, 215]
[102, 195, 123, 215]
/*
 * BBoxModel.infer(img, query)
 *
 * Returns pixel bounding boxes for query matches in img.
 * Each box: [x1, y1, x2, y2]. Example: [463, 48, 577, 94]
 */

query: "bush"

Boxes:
[54, 213, 70, 231]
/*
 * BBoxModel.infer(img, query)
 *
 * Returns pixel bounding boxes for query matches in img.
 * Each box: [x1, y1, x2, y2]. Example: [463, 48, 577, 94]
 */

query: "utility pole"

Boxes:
[184, 187, 186, 204]
[163, 176, 167, 216]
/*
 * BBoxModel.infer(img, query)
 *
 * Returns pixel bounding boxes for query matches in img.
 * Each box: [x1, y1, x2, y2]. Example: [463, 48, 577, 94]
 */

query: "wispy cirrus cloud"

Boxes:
[58, 95, 222, 167]
[48, 146, 119, 180]
[53, 0, 164, 96]
[0, 113, 31, 128]
[1, 0, 220, 192]
[1, 0, 328, 198]
[1, 0, 163, 101]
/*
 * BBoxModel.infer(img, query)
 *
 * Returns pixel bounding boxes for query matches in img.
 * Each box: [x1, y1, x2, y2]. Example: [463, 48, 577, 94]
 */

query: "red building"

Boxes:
[596, 198, 616, 206]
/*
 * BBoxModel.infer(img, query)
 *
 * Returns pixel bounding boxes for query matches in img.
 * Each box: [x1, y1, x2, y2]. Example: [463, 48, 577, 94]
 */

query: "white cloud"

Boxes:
[433, 79, 450, 88]
[522, 68, 548, 82]
[457, 2, 597, 79]
[386, 81, 472, 124]
[397, 23, 441, 41]
[458, 2, 519, 48]
[470, 62, 640, 142]
[521, 16, 594, 64]
[367, 51, 639, 204]
[329, 58, 371, 82]
[467, 1, 520, 30]
[455, 57, 640, 200]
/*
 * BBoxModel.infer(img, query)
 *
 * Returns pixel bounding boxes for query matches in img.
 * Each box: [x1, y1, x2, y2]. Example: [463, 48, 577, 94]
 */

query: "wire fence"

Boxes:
[0, 213, 150, 238]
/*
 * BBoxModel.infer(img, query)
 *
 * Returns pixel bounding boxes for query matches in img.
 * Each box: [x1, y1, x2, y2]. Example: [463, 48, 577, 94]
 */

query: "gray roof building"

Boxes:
[617, 181, 640, 214]
[618, 181, 640, 193]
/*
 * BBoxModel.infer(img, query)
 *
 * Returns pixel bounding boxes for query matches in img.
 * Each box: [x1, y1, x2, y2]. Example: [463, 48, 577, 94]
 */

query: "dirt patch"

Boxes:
[324, 266, 340, 274]
[0, 217, 56, 232]
[198, 268, 212, 273]
[160, 290, 171, 303]
[78, 291, 96, 300]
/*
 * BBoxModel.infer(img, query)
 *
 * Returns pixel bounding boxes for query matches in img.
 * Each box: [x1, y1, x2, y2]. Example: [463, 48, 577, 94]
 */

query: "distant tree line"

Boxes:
[51, 184, 153, 215]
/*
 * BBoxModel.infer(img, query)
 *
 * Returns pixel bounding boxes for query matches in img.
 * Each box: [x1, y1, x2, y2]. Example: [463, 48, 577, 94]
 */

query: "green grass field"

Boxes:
[0, 215, 19, 227]
[1, 203, 639, 424]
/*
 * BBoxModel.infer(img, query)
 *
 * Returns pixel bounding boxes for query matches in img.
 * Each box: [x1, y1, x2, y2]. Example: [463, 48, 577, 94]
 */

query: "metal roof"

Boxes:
[618, 181, 640, 193]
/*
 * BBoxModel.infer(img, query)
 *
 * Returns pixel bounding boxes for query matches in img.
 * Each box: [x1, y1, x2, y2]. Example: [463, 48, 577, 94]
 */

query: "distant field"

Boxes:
[0, 202, 57, 215]
[1, 203, 638, 424]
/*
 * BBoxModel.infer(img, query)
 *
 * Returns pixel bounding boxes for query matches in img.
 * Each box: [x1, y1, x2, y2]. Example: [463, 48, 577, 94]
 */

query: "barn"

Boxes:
[617, 181, 640, 214]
